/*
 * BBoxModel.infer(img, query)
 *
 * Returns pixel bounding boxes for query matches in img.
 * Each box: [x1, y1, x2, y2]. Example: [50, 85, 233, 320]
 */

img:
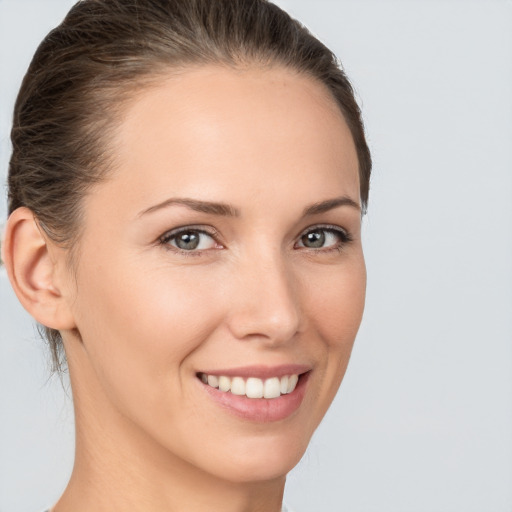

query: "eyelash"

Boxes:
[158, 224, 353, 256]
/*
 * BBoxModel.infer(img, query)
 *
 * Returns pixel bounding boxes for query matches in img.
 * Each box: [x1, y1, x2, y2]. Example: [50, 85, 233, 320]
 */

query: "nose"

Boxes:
[225, 253, 302, 346]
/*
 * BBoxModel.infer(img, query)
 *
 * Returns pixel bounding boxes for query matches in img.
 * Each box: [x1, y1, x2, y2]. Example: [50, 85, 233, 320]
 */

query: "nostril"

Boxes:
[226, 307, 301, 344]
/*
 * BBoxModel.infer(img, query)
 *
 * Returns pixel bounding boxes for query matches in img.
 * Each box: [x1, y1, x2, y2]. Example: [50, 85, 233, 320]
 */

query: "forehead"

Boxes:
[101, 65, 360, 212]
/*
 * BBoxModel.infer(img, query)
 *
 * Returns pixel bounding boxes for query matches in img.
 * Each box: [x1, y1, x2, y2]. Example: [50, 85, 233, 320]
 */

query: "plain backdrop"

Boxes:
[1, 1, 511, 511]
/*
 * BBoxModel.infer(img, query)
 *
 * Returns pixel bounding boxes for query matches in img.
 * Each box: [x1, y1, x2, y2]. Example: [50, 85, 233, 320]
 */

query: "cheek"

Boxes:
[304, 254, 366, 402]
[70, 257, 224, 404]
[308, 256, 366, 349]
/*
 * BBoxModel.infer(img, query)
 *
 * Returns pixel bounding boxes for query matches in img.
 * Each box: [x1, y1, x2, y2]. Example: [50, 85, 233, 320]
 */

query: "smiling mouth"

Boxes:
[197, 372, 301, 399]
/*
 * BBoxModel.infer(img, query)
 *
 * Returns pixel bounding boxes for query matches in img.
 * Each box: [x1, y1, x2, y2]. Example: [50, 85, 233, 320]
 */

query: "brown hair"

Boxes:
[7, 0, 372, 371]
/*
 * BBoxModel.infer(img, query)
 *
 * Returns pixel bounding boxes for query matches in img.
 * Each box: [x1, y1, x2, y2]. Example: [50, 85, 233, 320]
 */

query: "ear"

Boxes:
[2, 207, 76, 331]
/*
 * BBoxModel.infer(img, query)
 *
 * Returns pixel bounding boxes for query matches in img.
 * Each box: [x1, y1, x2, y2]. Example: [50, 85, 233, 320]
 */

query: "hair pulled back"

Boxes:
[7, 0, 372, 370]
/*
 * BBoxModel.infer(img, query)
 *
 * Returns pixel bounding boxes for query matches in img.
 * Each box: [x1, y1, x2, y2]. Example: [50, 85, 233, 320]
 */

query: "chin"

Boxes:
[194, 429, 312, 484]
[213, 453, 304, 484]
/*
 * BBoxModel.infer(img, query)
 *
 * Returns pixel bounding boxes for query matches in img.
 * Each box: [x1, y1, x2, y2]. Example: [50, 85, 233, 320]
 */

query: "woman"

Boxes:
[2, 0, 371, 510]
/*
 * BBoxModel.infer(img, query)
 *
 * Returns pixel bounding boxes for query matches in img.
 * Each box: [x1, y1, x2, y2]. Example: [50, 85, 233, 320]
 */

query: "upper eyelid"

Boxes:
[159, 225, 219, 241]
[160, 223, 347, 235]
[298, 223, 349, 237]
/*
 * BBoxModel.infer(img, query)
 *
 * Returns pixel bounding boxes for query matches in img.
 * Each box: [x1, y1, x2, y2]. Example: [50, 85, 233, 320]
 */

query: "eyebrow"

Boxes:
[303, 196, 361, 216]
[138, 195, 360, 219]
[138, 197, 240, 218]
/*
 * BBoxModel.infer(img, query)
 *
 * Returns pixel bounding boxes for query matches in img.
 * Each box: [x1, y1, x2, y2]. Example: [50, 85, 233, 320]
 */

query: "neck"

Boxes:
[53, 352, 286, 512]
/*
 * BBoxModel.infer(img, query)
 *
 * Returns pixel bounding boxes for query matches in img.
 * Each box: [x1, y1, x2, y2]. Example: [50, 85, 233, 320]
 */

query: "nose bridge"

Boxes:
[227, 246, 301, 344]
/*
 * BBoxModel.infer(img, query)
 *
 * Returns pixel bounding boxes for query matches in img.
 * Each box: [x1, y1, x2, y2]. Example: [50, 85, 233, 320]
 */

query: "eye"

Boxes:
[296, 226, 351, 250]
[160, 228, 220, 252]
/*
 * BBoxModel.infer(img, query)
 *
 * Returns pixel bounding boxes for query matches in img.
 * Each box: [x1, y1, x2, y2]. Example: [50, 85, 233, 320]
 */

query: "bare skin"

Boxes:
[3, 65, 365, 512]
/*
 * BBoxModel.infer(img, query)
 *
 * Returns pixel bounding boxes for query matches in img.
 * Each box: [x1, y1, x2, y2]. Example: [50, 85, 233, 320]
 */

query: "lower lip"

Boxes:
[199, 373, 310, 423]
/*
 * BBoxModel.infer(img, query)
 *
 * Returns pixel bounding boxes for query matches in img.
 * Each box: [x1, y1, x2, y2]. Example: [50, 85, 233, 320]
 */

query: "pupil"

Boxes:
[177, 232, 200, 250]
[304, 230, 325, 248]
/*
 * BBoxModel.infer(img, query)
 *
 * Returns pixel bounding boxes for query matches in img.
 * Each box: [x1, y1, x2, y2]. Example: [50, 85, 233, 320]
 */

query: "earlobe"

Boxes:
[2, 207, 76, 331]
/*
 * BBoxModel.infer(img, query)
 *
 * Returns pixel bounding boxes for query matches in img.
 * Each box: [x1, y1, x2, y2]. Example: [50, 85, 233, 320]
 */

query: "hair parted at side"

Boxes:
[7, 0, 372, 372]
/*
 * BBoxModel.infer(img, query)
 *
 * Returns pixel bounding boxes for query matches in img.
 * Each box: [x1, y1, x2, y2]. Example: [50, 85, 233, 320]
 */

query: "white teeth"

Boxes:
[287, 374, 299, 394]
[218, 375, 231, 392]
[207, 374, 219, 388]
[246, 377, 264, 398]
[280, 375, 289, 395]
[263, 377, 281, 399]
[200, 373, 301, 399]
[231, 376, 246, 396]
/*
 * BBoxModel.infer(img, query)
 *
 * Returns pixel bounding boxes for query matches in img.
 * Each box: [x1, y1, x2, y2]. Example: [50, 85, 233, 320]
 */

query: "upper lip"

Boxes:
[197, 364, 311, 380]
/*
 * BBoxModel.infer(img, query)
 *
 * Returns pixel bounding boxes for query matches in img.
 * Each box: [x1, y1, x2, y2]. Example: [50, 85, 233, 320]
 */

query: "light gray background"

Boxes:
[1, 1, 511, 511]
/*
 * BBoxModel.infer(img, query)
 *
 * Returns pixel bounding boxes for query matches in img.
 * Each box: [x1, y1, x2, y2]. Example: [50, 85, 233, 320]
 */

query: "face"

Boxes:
[63, 65, 366, 484]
